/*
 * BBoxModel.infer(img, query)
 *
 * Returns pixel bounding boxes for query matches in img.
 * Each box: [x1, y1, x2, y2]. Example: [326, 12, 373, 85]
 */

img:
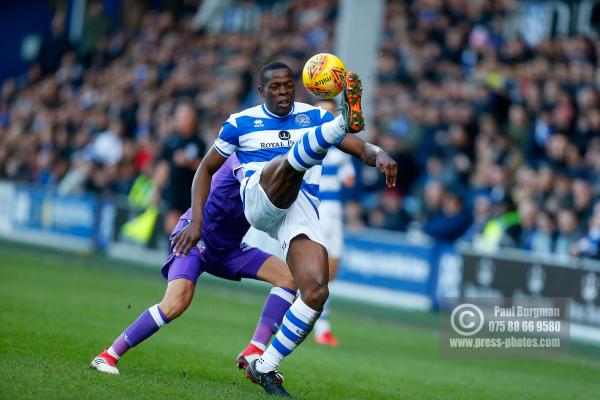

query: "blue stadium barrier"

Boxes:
[336, 229, 450, 311]
[0, 181, 112, 251]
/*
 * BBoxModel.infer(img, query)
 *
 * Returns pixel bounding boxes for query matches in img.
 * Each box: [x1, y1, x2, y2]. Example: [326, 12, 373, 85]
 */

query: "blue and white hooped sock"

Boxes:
[255, 298, 320, 373]
[287, 115, 346, 172]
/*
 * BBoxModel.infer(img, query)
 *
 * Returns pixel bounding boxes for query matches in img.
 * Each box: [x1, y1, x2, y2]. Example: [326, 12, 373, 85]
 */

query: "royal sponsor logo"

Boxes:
[260, 139, 296, 149]
[279, 130, 291, 140]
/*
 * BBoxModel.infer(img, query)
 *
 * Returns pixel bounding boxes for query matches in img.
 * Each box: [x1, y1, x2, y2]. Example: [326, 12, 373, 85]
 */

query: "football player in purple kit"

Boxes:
[90, 154, 296, 374]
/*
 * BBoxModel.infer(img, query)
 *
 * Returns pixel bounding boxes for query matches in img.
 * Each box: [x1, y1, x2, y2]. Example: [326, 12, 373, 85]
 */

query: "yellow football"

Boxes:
[302, 53, 347, 99]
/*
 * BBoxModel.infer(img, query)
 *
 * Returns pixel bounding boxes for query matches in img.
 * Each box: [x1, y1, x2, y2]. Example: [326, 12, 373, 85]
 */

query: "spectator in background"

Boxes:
[530, 211, 556, 254]
[572, 211, 600, 259]
[54, 51, 84, 86]
[422, 179, 444, 218]
[517, 199, 537, 250]
[88, 119, 124, 167]
[506, 104, 530, 152]
[573, 179, 595, 222]
[477, 195, 521, 250]
[367, 190, 411, 232]
[79, 0, 111, 64]
[555, 208, 581, 256]
[156, 102, 206, 234]
[461, 193, 492, 245]
[38, 13, 71, 75]
[423, 187, 472, 243]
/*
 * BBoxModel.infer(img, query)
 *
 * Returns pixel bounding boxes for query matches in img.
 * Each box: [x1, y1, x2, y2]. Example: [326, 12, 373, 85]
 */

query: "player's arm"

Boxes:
[171, 146, 227, 256]
[337, 135, 397, 188]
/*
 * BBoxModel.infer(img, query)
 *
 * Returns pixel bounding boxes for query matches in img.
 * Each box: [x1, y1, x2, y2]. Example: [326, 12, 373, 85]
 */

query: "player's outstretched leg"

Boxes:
[90, 278, 194, 374]
[286, 72, 363, 173]
[236, 255, 296, 370]
[257, 71, 364, 215]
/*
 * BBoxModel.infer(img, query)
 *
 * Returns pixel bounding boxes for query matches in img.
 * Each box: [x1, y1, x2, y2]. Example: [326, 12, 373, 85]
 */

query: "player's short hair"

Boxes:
[260, 61, 293, 86]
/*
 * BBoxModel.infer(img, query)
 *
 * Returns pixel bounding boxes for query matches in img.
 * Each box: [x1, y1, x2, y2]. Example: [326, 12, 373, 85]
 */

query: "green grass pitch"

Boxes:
[1, 240, 600, 400]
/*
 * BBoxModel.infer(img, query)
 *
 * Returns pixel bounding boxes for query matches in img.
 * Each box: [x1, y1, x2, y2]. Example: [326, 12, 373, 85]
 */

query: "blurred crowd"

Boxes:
[1, 0, 600, 258]
[344, 0, 600, 260]
[0, 0, 337, 233]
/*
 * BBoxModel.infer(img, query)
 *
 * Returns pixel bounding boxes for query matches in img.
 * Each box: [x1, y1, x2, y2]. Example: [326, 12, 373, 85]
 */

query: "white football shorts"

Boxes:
[241, 167, 326, 258]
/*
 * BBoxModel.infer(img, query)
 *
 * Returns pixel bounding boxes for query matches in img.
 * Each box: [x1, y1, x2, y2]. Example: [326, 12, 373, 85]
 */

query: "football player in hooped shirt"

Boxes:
[172, 61, 397, 397]
[91, 154, 297, 374]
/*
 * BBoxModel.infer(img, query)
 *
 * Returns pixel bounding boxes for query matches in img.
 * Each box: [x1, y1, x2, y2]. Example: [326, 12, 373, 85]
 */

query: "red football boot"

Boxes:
[235, 343, 264, 371]
[90, 348, 120, 375]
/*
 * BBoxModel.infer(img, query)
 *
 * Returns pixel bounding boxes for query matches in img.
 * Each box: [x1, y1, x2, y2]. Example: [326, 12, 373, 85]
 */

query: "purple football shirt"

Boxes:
[163, 153, 269, 282]
[176, 153, 249, 252]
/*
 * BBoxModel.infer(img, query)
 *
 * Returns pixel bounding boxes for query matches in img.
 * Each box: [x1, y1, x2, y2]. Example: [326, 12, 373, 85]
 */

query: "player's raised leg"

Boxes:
[256, 68, 363, 211]
[279, 73, 364, 178]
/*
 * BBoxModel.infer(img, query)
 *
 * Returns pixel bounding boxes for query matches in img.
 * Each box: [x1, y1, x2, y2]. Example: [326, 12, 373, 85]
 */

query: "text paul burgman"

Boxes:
[494, 306, 560, 319]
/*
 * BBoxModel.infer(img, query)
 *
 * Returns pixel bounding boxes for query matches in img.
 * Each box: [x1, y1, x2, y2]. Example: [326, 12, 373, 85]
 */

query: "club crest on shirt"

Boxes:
[196, 240, 206, 253]
[278, 130, 291, 140]
[294, 113, 311, 127]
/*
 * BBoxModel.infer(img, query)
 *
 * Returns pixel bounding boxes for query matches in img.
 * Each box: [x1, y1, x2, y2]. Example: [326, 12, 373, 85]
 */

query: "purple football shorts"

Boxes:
[161, 218, 270, 284]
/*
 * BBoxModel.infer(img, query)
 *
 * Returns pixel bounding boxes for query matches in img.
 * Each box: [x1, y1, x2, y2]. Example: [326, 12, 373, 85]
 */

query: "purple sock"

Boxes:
[251, 287, 296, 348]
[109, 304, 169, 358]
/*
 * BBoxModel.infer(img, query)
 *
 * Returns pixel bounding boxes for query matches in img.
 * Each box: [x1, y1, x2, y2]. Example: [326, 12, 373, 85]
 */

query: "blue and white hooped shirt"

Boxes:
[214, 102, 334, 214]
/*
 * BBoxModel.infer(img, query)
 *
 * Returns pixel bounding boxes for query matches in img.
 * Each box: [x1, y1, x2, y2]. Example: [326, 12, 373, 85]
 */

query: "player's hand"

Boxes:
[171, 220, 202, 256]
[375, 152, 397, 188]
